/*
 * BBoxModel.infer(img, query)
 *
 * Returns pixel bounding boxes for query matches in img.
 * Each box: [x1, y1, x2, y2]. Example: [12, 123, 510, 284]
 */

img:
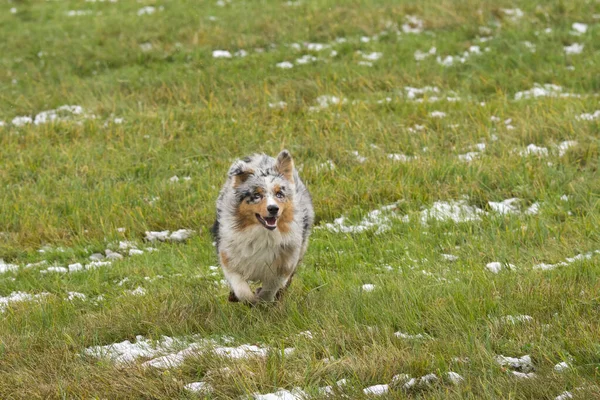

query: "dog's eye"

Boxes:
[275, 191, 285, 199]
[252, 193, 263, 201]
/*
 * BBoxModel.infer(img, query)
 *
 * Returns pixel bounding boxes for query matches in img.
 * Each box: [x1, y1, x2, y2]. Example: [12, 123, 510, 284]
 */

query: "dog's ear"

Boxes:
[275, 150, 294, 183]
[229, 161, 254, 188]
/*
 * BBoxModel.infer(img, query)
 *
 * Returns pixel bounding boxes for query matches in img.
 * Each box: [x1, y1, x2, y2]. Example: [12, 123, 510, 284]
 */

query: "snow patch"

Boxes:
[363, 384, 388, 395]
[0, 291, 50, 313]
[321, 204, 403, 234]
[253, 388, 307, 400]
[308, 95, 347, 112]
[564, 43, 584, 55]
[420, 200, 485, 224]
[213, 50, 232, 58]
[485, 262, 516, 274]
[533, 250, 598, 271]
[495, 354, 535, 372]
[362, 284, 376, 292]
[0, 259, 19, 274]
[500, 315, 533, 324]
[145, 229, 194, 242]
[394, 331, 429, 340]
[576, 110, 600, 121]
[515, 84, 580, 100]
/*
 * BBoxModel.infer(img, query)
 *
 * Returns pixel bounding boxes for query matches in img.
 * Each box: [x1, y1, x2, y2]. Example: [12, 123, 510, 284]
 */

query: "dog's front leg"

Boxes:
[257, 275, 290, 302]
[223, 270, 257, 305]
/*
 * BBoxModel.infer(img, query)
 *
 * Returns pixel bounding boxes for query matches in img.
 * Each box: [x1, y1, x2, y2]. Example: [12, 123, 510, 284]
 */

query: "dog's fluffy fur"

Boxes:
[212, 150, 314, 304]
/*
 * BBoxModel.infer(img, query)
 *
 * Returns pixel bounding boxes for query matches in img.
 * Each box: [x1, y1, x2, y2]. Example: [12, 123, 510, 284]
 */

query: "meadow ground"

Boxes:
[1, 0, 600, 398]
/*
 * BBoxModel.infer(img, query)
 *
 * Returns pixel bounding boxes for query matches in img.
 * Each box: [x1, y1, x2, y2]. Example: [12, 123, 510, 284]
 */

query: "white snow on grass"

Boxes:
[362, 284, 376, 292]
[144, 343, 294, 369]
[402, 15, 424, 34]
[495, 354, 535, 372]
[576, 110, 600, 121]
[359, 51, 383, 61]
[554, 361, 571, 372]
[67, 292, 87, 301]
[318, 379, 347, 395]
[85, 336, 184, 365]
[520, 144, 548, 156]
[295, 54, 317, 64]
[87, 335, 296, 370]
[555, 391, 574, 400]
[66, 10, 93, 16]
[420, 200, 485, 224]
[269, 101, 287, 109]
[436, 45, 486, 67]
[429, 111, 446, 118]
[321, 204, 403, 234]
[11, 116, 33, 126]
[511, 371, 537, 379]
[276, 61, 294, 69]
[533, 250, 599, 271]
[414, 47, 436, 61]
[557, 140, 577, 157]
[441, 254, 458, 261]
[458, 152, 481, 162]
[404, 86, 439, 101]
[445, 372, 464, 385]
[308, 95, 347, 112]
[0, 259, 19, 274]
[488, 198, 539, 215]
[500, 315, 533, 324]
[571, 23, 588, 35]
[564, 43, 584, 55]
[253, 388, 307, 400]
[145, 229, 194, 242]
[0, 291, 50, 313]
[387, 153, 417, 162]
[124, 286, 147, 296]
[363, 384, 388, 395]
[394, 331, 429, 340]
[137, 6, 157, 16]
[10, 105, 89, 127]
[501, 8, 524, 22]
[315, 160, 335, 172]
[351, 150, 367, 163]
[515, 84, 581, 100]
[488, 198, 520, 214]
[184, 381, 212, 394]
[395, 373, 441, 390]
[40, 260, 111, 274]
[213, 50, 232, 58]
[485, 262, 516, 274]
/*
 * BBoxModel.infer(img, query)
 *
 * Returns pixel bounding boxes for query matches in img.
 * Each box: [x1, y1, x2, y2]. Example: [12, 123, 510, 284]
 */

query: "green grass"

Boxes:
[1, 0, 600, 398]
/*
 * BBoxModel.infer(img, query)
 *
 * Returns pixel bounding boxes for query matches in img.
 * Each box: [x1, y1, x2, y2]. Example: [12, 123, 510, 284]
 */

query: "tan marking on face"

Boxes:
[235, 198, 267, 231]
[276, 199, 294, 233]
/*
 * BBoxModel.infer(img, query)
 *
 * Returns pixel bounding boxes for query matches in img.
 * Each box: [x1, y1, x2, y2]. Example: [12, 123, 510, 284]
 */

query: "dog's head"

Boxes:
[229, 150, 295, 232]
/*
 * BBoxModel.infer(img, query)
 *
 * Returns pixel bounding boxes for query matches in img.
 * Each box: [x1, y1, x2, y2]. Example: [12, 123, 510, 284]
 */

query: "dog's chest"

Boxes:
[225, 227, 289, 280]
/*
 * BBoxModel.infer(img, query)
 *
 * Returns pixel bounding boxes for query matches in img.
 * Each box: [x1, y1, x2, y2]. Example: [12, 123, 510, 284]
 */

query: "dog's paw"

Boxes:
[228, 291, 240, 302]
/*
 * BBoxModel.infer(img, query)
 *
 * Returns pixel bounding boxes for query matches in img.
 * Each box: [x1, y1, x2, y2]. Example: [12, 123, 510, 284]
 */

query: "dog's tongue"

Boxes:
[265, 217, 277, 226]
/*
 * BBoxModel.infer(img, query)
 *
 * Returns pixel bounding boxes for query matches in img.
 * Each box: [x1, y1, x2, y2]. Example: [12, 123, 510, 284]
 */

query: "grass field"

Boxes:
[1, 0, 600, 398]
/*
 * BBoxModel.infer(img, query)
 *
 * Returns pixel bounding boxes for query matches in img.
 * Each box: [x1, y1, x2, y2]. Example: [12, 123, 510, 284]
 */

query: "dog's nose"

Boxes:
[267, 205, 279, 214]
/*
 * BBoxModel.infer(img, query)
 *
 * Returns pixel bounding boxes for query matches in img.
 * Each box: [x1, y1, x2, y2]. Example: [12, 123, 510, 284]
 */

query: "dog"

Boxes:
[212, 150, 314, 305]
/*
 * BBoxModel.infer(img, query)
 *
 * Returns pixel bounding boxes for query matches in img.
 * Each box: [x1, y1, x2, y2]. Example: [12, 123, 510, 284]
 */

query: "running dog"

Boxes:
[212, 150, 314, 305]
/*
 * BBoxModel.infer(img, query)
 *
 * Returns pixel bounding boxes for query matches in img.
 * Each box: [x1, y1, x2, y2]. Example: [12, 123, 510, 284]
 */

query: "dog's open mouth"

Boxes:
[256, 214, 278, 230]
